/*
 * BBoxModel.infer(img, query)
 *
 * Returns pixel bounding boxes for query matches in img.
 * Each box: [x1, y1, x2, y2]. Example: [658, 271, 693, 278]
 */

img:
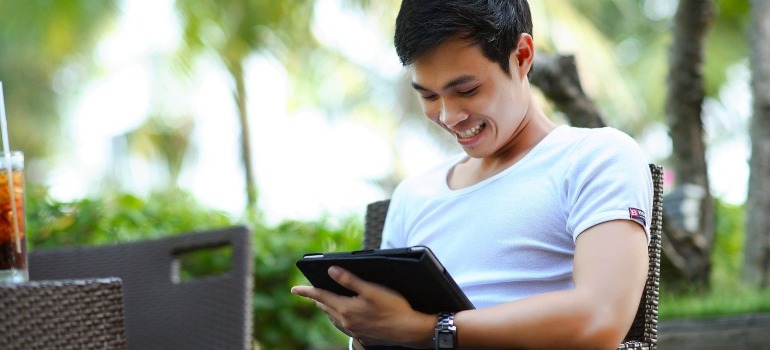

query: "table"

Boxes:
[0, 278, 126, 350]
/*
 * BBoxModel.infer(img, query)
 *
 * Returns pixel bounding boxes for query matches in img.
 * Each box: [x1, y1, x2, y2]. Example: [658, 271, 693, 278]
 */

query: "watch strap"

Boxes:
[434, 312, 456, 349]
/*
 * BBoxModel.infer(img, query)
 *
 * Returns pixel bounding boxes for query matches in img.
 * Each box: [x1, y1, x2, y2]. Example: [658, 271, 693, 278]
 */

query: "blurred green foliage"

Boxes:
[658, 199, 770, 320]
[175, 244, 234, 283]
[252, 218, 361, 349]
[660, 282, 770, 320]
[710, 199, 746, 288]
[26, 185, 233, 248]
[25, 185, 360, 349]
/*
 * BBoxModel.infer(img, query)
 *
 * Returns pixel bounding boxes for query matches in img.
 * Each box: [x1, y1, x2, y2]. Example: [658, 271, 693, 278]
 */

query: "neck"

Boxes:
[480, 93, 556, 172]
[447, 93, 556, 190]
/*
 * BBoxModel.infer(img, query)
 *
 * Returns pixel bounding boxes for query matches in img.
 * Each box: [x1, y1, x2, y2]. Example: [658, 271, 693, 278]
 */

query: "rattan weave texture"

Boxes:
[0, 278, 126, 350]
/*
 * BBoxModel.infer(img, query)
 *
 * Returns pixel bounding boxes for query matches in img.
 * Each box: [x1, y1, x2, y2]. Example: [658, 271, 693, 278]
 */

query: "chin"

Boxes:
[461, 147, 489, 159]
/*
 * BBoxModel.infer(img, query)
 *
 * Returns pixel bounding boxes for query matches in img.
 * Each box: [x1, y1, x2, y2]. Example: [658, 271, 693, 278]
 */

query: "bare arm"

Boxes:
[292, 219, 647, 349]
[455, 219, 648, 349]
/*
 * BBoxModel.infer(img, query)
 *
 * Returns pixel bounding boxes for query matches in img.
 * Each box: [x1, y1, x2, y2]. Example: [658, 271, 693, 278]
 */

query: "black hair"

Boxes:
[394, 0, 533, 74]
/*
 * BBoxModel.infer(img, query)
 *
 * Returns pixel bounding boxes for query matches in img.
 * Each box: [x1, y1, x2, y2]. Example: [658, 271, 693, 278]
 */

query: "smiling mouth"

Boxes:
[457, 122, 486, 139]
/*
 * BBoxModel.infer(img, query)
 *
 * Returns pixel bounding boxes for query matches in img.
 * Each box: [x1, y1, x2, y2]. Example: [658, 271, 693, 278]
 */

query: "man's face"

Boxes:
[409, 36, 530, 159]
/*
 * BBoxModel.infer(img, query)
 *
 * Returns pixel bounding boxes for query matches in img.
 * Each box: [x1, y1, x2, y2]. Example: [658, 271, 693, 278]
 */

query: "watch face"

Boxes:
[437, 333, 454, 348]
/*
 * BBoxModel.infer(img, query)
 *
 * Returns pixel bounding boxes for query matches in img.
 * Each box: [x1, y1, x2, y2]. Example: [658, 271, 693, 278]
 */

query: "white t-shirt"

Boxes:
[380, 125, 653, 309]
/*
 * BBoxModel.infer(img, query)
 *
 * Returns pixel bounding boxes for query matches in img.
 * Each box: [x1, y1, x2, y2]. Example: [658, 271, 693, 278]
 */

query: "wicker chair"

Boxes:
[363, 164, 663, 350]
[0, 278, 127, 350]
[28, 225, 254, 350]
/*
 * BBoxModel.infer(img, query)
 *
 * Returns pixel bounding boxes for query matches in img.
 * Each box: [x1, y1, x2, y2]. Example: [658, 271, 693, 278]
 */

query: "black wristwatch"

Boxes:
[434, 312, 456, 349]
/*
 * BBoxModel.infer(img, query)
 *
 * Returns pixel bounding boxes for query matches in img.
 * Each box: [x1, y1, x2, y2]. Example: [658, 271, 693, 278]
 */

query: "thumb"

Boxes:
[328, 266, 372, 295]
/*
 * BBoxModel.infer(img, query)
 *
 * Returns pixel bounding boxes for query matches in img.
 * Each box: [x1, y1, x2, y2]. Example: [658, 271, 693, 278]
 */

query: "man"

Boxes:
[292, 0, 652, 348]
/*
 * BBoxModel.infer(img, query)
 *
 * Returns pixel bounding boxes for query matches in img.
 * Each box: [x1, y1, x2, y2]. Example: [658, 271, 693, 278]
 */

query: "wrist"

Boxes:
[434, 312, 457, 349]
[411, 313, 441, 349]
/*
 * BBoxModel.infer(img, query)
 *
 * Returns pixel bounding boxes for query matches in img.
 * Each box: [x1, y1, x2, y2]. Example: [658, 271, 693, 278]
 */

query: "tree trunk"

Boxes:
[743, 0, 770, 288]
[663, 0, 715, 286]
[228, 59, 259, 212]
[530, 52, 606, 128]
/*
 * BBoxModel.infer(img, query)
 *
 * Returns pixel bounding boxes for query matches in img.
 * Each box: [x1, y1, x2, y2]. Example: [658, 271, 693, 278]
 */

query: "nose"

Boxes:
[439, 99, 468, 127]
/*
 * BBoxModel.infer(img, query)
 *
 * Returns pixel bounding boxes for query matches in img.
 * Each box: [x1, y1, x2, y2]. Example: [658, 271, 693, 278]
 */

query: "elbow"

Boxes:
[580, 323, 628, 350]
[574, 306, 634, 350]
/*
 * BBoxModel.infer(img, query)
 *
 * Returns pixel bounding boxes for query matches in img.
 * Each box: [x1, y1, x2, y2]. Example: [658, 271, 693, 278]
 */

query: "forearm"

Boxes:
[454, 288, 633, 349]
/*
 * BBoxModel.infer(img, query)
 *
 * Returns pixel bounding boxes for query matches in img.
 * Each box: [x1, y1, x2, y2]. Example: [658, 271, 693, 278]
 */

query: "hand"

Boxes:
[291, 266, 435, 347]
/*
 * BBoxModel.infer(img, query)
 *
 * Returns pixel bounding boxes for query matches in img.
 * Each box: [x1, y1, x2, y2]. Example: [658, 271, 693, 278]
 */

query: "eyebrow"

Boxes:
[411, 75, 477, 93]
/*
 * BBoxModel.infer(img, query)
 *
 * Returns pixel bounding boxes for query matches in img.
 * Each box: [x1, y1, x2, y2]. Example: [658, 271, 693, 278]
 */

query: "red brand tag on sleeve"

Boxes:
[629, 208, 646, 226]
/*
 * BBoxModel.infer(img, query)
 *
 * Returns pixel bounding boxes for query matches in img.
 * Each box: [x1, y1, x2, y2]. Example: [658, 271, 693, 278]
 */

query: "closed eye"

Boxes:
[458, 87, 478, 96]
[420, 93, 438, 101]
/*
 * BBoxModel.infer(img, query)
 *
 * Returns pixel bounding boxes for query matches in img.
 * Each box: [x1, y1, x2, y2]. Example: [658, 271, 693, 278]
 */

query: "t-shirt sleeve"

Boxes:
[563, 128, 653, 244]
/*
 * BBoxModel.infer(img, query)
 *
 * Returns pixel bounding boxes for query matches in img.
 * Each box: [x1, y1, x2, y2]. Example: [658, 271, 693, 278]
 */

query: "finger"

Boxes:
[291, 284, 349, 310]
[292, 286, 355, 337]
[327, 266, 376, 296]
[292, 288, 343, 319]
[290, 285, 317, 299]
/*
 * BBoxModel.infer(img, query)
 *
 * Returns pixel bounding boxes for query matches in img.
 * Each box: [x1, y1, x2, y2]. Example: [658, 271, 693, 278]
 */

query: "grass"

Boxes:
[658, 199, 770, 320]
[660, 283, 770, 320]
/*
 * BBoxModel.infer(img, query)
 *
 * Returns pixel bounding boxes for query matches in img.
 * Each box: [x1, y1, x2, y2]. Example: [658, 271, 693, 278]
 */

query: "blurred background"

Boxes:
[1, 0, 766, 348]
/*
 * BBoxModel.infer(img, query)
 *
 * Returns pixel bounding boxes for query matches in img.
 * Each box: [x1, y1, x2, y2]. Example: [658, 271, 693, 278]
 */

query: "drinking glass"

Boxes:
[0, 151, 26, 283]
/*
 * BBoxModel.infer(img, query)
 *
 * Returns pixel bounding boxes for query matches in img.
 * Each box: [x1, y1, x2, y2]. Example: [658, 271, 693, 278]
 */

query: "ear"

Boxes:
[509, 33, 534, 79]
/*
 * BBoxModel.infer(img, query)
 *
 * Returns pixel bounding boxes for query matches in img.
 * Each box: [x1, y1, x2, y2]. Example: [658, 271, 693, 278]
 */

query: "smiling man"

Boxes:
[292, 1, 653, 349]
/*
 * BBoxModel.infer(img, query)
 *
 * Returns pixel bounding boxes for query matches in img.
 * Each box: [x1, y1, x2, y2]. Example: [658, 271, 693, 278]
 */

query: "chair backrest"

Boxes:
[28, 225, 254, 350]
[619, 164, 662, 349]
[363, 164, 663, 350]
[0, 278, 127, 350]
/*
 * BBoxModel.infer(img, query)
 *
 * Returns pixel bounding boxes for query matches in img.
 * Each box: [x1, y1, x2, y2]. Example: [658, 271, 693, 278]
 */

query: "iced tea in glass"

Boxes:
[0, 151, 26, 283]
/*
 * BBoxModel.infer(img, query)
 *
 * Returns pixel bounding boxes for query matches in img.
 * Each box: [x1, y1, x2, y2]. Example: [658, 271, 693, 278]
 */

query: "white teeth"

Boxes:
[458, 123, 484, 139]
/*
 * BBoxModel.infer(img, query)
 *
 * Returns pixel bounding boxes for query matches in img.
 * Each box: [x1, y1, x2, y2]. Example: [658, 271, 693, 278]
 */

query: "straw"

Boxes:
[0, 81, 21, 254]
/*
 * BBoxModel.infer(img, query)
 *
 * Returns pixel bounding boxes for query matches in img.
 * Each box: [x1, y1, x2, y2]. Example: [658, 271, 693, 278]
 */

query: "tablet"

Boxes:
[295, 246, 474, 314]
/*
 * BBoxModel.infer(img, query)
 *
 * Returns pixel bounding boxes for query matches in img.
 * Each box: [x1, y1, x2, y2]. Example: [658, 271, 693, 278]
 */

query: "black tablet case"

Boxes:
[296, 246, 473, 314]
[296, 246, 473, 349]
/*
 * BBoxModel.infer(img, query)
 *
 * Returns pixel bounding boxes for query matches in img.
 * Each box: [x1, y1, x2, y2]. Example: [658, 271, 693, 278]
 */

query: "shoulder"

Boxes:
[558, 126, 651, 192]
[557, 126, 647, 165]
[560, 126, 641, 151]
[535, 126, 643, 162]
